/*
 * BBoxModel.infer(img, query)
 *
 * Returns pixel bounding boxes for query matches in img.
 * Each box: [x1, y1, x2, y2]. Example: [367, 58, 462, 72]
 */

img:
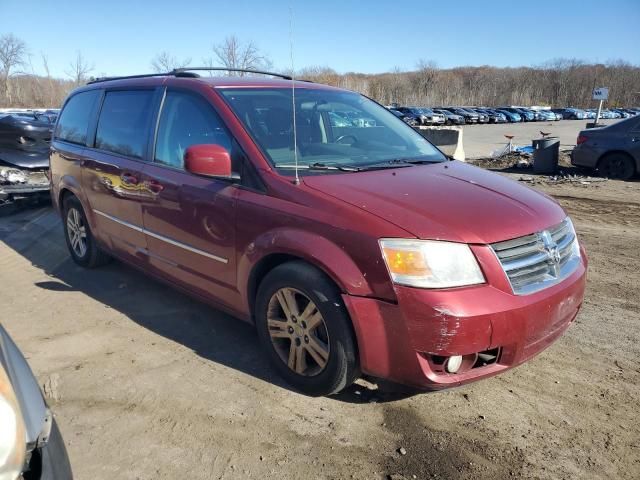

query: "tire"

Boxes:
[597, 153, 636, 180]
[255, 261, 359, 396]
[62, 195, 111, 268]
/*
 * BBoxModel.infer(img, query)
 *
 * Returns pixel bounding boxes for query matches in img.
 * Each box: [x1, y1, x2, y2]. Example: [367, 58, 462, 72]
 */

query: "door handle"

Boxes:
[121, 173, 139, 185]
[146, 179, 164, 194]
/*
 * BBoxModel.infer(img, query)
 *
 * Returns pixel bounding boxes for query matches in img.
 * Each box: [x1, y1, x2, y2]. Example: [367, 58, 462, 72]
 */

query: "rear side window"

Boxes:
[55, 90, 100, 145]
[154, 91, 231, 169]
[95, 90, 154, 159]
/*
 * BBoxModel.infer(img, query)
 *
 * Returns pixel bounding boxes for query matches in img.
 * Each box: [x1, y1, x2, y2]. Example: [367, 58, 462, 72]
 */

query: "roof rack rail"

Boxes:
[86, 67, 293, 85]
[171, 67, 292, 80]
[87, 72, 173, 84]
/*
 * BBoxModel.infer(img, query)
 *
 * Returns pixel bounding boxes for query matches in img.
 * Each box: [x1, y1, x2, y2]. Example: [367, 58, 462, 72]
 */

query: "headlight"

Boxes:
[379, 239, 485, 289]
[0, 368, 26, 480]
[567, 217, 581, 259]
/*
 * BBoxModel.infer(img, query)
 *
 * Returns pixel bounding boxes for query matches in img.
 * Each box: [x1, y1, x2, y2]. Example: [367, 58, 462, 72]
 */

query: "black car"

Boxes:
[474, 108, 507, 124]
[0, 113, 52, 205]
[0, 324, 73, 479]
[396, 107, 446, 126]
[389, 108, 419, 126]
[572, 115, 640, 180]
[443, 107, 479, 124]
[552, 108, 586, 120]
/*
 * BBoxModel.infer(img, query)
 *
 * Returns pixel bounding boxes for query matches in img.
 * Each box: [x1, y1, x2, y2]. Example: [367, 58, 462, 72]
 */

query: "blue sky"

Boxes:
[1, 0, 639, 79]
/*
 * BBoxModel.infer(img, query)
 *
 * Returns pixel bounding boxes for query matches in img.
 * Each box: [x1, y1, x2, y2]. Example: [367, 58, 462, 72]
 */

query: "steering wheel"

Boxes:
[335, 134, 358, 145]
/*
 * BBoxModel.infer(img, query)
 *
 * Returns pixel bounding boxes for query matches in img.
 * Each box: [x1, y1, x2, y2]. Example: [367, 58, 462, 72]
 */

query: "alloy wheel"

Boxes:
[66, 207, 87, 258]
[267, 287, 330, 376]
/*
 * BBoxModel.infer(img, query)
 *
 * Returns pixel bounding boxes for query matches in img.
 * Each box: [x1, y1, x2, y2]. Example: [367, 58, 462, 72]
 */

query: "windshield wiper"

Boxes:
[386, 158, 444, 165]
[274, 162, 363, 172]
[358, 158, 444, 170]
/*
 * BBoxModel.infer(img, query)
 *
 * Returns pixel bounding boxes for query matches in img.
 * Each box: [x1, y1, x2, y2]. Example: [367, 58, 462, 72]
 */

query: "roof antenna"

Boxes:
[289, 4, 300, 185]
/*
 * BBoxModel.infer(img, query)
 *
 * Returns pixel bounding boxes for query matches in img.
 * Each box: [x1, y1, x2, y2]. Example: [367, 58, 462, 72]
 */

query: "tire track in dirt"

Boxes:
[553, 195, 640, 227]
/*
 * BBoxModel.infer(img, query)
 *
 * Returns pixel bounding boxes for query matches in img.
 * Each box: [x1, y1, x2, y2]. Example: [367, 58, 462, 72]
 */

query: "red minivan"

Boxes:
[49, 69, 587, 396]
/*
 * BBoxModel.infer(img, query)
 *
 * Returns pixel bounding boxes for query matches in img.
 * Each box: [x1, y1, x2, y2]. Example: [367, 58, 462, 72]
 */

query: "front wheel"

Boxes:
[255, 261, 359, 396]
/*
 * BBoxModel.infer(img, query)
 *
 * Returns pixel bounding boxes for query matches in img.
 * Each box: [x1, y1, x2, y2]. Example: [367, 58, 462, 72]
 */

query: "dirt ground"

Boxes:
[1, 169, 639, 480]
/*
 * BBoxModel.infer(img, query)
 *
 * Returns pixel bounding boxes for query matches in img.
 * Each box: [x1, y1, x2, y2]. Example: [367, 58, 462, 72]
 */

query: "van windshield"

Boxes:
[219, 88, 446, 173]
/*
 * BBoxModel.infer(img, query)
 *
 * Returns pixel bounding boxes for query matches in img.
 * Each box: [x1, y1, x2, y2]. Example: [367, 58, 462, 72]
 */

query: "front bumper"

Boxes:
[344, 251, 587, 390]
[0, 168, 50, 201]
[35, 419, 73, 480]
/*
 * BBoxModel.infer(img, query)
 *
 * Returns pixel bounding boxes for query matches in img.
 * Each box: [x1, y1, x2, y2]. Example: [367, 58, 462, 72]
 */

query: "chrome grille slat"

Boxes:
[501, 251, 549, 272]
[508, 262, 549, 279]
[492, 234, 538, 252]
[512, 272, 550, 287]
[556, 232, 575, 250]
[494, 241, 541, 260]
[491, 218, 581, 295]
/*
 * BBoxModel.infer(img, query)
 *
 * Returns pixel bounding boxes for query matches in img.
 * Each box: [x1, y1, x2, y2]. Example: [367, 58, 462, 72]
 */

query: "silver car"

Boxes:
[0, 324, 73, 479]
[572, 116, 640, 180]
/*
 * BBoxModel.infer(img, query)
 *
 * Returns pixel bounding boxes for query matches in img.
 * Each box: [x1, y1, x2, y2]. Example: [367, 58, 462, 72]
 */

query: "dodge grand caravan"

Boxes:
[49, 69, 587, 396]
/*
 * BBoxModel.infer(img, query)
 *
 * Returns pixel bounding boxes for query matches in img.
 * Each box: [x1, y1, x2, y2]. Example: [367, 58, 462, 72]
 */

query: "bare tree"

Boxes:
[208, 36, 272, 75]
[41, 53, 58, 107]
[150, 51, 191, 73]
[0, 33, 27, 104]
[66, 51, 94, 86]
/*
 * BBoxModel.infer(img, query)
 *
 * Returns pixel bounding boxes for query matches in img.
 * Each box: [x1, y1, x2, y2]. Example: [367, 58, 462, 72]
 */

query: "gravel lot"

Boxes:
[462, 118, 619, 158]
[1, 166, 638, 479]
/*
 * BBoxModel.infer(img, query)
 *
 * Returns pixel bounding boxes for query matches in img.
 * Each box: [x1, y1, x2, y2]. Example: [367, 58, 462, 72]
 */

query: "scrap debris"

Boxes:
[519, 171, 608, 186]
[470, 148, 607, 187]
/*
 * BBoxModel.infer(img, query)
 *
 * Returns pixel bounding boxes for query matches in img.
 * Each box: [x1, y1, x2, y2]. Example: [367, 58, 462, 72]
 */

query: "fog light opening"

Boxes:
[445, 355, 463, 373]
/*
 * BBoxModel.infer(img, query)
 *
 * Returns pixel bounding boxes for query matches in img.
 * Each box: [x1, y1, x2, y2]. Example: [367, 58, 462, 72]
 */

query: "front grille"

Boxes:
[491, 218, 581, 295]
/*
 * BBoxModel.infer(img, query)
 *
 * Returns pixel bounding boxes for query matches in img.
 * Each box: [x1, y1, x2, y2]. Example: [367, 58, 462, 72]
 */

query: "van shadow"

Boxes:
[1, 205, 410, 403]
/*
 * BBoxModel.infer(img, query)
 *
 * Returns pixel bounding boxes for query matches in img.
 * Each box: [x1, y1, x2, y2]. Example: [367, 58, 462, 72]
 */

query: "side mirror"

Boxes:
[184, 144, 236, 179]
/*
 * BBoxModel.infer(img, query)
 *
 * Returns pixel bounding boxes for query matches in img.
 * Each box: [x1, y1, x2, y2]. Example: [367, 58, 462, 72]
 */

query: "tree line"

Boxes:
[1, 32, 638, 109]
[297, 59, 640, 108]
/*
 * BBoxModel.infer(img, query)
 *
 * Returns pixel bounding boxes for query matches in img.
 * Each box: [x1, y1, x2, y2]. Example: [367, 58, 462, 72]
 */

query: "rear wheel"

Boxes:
[255, 261, 359, 396]
[598, 153, 636, 180]
[62, 195, 111, 268]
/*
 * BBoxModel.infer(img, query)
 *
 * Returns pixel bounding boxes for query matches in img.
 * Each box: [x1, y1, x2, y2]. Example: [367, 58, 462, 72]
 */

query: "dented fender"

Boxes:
[237, 227, 374, 314]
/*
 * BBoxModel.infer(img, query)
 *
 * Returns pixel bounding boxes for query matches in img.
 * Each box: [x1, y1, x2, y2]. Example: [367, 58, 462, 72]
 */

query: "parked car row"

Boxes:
[551, 107, 639, 120]
[385, 104, 640, 126]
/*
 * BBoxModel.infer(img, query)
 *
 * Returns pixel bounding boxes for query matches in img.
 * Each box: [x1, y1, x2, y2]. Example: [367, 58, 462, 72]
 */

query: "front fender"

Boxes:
[55, 175, 96, 229]
[237, 227, 374, 314]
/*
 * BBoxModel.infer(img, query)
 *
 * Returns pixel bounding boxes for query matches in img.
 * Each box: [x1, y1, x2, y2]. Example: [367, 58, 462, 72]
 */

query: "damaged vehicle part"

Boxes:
[0, 324, 73, 479]
[0, 114, 52, 206]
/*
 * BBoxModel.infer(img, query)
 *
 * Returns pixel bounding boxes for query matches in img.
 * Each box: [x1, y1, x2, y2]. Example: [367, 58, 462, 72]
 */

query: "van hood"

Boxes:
[303, 161, 566, 244]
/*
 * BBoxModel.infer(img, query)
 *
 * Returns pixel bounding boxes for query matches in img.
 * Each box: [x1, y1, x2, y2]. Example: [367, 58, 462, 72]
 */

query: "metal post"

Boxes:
[594, 99, 603, 126]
